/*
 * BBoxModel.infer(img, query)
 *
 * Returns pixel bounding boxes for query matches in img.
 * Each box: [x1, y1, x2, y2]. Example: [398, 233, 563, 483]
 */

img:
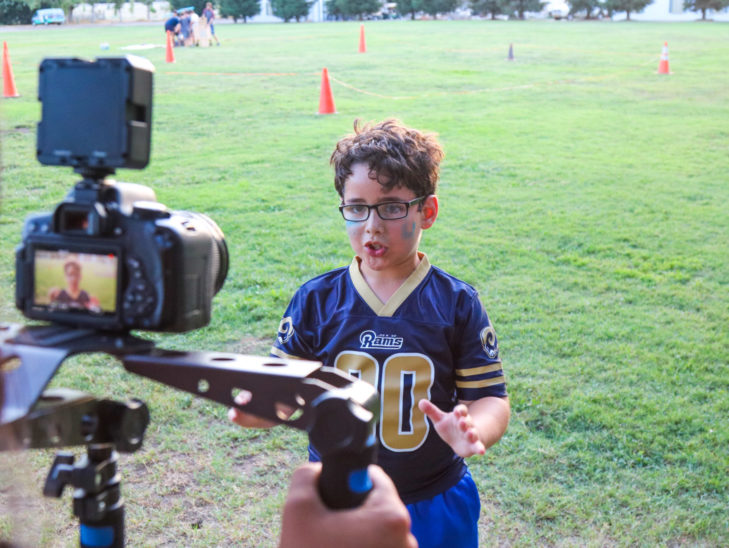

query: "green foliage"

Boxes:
[396, 0, 419, 17]
[170, 0, 208, 14]
[505, 0, 544, 18]
[603, 0, 651, 18]
[470, 0, 506, 18]
[0, 0, 32, 24]
[271, 0, 312, 20]
[419, 0, 459, 15]
[220, 0, 260, 20]
[683, 0, 729, 19]
[1, 20, 728, 547]
[567, 0, 601, 16]
[327, 0, 381, 18]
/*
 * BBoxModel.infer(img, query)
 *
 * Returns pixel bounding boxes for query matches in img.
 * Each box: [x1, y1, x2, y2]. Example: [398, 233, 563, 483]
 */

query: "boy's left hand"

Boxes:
[418, 399, 486, 458]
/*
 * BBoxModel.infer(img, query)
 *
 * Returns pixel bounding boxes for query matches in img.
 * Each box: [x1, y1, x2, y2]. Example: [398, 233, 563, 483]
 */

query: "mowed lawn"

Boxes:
[0, 19, 727, 547]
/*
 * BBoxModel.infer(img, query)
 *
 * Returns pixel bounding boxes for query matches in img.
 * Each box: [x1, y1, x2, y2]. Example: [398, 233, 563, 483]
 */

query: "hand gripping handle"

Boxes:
[318, 439, 377, 509]
[308, 383, 379, 509]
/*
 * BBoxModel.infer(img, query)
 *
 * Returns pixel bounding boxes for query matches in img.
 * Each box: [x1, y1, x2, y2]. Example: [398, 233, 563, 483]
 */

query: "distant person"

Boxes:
[231, 119, 511, 548]
[48, 260, 100, 312]
[197, 11, 211, 47]
[203, 2, 220, 46]
[164, 13, 181, 46]
[179, 9, 192, 47]
[189, 8, 200, 46]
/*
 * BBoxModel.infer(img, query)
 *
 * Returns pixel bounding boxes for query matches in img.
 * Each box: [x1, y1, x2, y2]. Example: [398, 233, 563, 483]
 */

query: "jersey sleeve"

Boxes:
[269, 287, 318, 361]
[452, 290, 507, 401]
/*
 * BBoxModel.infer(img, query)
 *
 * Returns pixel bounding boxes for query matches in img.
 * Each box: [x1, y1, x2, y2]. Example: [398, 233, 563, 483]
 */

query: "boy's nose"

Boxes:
[364, 211, 384, 233]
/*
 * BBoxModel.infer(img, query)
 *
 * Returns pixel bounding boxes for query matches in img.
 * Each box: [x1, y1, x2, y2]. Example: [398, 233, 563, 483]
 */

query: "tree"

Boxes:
[419, 0, 459, 16]
[220, 0, 260, 21]
[325, 0, 345, 18]
[396, 0, 420, 19]
[470, 0, 507, 18]
[567, 0, 601, 17]
[505, 0, 544, 18]
[329, 0, 381, 18]
[603, 0, 651, 19]
[271, 0, 312, 20]
[171, 0, 209, 14]
[683, 0, 729, 19]
[0, 0, 32, 24]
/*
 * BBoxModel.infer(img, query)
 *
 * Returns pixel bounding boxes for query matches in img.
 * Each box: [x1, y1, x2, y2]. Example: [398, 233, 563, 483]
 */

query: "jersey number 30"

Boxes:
[334, 351, 434, 452]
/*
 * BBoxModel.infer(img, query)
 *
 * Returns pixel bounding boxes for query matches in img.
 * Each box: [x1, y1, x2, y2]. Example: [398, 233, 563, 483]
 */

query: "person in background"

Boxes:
[203, 2, 221, 46]
[163, 12, 181, 46]
[179, 9, 192, 47]
[189, 8, 200, 46]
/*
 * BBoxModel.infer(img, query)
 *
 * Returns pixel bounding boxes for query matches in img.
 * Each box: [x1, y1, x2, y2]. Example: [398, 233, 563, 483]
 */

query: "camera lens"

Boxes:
[183, 212, 229, 296]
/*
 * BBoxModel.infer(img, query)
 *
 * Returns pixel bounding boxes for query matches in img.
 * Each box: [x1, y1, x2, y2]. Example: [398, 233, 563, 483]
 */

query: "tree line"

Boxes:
[1, 0, 727, 25]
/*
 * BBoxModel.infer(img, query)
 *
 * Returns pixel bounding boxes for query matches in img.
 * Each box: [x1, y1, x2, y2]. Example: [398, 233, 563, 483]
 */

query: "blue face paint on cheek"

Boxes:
[345, 220, 359, 232]
[401, 222, 416, 239]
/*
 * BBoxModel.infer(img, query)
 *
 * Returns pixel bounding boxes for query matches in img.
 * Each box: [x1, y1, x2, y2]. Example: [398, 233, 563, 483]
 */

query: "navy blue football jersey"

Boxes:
[271, 254, 506, 504]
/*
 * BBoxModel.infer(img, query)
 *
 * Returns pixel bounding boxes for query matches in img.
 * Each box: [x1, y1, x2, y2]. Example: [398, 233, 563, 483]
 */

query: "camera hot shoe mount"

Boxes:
[0, 322, 379, 547]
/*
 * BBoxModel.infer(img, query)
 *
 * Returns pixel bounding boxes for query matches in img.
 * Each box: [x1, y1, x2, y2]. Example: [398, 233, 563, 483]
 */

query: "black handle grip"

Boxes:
[318, 447, 375, 509]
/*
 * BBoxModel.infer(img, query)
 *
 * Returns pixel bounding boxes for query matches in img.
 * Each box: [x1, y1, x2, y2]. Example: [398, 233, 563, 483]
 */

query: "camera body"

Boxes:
[15, 56, 228, 333]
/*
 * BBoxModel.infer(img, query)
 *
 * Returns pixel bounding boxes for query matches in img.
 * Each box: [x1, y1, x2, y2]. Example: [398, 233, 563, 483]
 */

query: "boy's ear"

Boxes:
[421, 195, 439, 229]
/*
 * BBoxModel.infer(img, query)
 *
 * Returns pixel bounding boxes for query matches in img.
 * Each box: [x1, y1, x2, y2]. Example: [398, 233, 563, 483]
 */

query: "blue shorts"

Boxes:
[406, 469, 480, 548]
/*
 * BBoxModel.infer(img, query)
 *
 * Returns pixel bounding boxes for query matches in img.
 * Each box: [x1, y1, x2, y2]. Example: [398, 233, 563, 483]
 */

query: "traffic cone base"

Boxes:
[359, 24, 366, 54]
[2, 41, 20, 98]
[318, 68, 336, 115]
[657, 41, 670, 74]
[165, 31, 175, 64]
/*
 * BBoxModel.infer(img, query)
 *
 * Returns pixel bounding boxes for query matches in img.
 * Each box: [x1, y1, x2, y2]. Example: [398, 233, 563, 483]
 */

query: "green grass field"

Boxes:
[1, 19, 728, 547]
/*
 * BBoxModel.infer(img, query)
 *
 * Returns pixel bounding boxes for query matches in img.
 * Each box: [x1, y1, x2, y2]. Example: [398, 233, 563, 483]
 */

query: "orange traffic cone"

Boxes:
[165, 31, 175, 64]
[2, 41, 20, 98]
[657, 41, 670, 74]
[507, 43, 514, 61]
[318, 68, 336, 115]
[359, 24, 366, 54]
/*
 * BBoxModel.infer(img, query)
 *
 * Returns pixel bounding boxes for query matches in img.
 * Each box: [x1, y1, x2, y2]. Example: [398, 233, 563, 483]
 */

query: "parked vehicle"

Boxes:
[32, 8, 66, 25]
[544, 1, 569, 18]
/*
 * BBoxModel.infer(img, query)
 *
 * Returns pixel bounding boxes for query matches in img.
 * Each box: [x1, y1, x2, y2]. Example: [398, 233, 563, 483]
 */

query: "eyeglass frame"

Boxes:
[338, 196, 428, 222]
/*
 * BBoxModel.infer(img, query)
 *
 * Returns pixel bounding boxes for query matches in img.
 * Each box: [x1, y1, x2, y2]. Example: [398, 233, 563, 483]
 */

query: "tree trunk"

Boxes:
[626, 10, 630, 20]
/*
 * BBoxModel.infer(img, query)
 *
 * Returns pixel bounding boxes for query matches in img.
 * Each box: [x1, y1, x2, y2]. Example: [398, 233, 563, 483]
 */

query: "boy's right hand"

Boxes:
[227, 390, 278, 428]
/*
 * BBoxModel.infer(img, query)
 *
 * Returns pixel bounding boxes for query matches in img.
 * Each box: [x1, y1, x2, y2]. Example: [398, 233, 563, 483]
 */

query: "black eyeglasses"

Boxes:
[339, 196, 426, 222]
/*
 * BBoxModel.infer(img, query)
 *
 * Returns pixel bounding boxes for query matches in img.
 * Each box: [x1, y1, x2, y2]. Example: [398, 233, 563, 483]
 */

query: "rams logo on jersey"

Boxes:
[480, 326, 499, 359]
[359, 330, 404, 350]
[277, 317, 295, 344]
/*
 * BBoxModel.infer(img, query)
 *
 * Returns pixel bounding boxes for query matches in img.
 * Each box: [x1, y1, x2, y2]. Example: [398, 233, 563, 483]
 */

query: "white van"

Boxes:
[32, 8, 66, 25]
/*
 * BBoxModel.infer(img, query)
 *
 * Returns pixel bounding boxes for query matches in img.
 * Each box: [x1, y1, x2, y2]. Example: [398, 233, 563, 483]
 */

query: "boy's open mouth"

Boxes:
[365, 242, 386, 257]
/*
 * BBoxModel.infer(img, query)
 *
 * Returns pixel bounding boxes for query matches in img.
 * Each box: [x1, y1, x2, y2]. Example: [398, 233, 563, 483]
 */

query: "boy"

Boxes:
[202, 2, 220, 46]
[230, 119, 510, 548]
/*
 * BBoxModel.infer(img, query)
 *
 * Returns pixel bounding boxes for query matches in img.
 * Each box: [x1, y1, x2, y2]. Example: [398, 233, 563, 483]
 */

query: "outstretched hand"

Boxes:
[418, 399, 485, 458]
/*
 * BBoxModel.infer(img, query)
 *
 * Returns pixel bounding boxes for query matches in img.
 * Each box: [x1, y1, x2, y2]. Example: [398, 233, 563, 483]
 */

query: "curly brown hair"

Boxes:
[330, 119, 444, 199]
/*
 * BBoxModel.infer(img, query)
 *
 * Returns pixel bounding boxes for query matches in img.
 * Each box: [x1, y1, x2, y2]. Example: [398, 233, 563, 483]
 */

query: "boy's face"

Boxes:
[341, 162, 437, 279]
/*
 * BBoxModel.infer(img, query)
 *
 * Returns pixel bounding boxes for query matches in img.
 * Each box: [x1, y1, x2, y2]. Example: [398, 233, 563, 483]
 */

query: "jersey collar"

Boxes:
[349, 252, 431, 317]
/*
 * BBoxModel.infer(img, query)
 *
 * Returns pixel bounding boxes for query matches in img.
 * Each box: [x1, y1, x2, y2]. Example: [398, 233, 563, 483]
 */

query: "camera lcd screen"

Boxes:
[32, 249, 118, 315]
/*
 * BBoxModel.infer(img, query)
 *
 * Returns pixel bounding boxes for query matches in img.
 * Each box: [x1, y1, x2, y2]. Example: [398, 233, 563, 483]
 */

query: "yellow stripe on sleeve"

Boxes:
[455, 363, 502, 377]
[455, 376, 506, 389]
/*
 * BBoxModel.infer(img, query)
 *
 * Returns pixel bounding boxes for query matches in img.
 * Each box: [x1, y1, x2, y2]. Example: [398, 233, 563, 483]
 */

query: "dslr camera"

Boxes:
[14, 56, 228, 333]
